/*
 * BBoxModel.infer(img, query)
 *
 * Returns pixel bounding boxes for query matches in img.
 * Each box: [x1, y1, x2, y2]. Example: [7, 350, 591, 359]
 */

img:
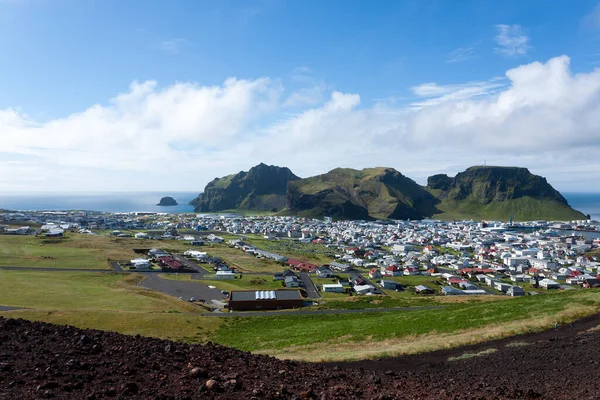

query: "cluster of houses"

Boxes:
[127, 248, 190, 271]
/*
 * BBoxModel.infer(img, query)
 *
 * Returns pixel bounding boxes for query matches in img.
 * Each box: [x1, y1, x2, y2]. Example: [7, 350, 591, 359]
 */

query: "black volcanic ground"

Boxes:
[1, 316, 600, 399]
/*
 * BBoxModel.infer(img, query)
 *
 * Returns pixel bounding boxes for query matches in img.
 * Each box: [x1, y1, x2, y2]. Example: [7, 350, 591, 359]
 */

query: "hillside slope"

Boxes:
[426, 166, 586, 221]
[285, 167, 439, 220]
[2, 316, 600, 399]
[190, 163, 299, 212]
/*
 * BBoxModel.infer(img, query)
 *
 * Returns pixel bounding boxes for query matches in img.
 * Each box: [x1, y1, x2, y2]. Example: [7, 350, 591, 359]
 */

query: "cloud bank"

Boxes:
[2, 55, 600, 192]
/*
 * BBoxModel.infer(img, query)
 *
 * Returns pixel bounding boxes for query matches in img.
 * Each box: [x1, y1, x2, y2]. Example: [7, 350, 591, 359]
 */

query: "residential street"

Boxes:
[299, 272, 320, 298]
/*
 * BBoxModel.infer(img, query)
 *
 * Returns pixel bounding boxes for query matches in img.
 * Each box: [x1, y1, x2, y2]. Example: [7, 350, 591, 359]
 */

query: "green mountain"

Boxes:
[190, 163, 299, 212]
[285, 167, 439, 220]
[190, 164, 585, 221]
[426, 166, 586, 221]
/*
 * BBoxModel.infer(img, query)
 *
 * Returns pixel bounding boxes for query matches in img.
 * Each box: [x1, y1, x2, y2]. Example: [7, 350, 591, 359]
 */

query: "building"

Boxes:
[215, 271, 236, 280]
[442, 286, 464, 295]
[353, 284, 375, 295]
[507, 286, 526, 296]
[285, 276, 300, 287]
[380, 280, 403, 291]
[322, 283, 343, 293]
[228, 290, 304, 311]
[415, 285, 434, 294]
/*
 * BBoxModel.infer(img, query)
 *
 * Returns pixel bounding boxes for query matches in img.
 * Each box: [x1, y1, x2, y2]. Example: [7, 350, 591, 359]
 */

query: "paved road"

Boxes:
[0, 266, 117, 273]
[173, 255, 210, 275]
[0, 306, 23, 311]
[138, 273, 224, 302]
[200, 305, 444, 317]
[299, 272, 320, 298]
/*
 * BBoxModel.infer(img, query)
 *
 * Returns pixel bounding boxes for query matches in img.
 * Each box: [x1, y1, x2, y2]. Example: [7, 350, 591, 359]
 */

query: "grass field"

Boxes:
[242, 235, 336, 265]
[0, 269, 222, 343]
[204, 243, 285, 273]
[0, 270, 197, 311]
[198, 274, 284, 291]
[0, 234, 199, 270]
[214, 289, 600, 361]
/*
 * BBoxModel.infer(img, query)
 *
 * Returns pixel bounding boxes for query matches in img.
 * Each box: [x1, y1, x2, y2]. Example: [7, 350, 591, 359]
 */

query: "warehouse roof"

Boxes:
[229, 289, 303, 301]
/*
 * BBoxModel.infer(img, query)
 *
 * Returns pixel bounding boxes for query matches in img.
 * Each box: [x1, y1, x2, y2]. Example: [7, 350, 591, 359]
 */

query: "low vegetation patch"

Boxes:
[448, 348, 498, 362]
[215, 290, 600, 361]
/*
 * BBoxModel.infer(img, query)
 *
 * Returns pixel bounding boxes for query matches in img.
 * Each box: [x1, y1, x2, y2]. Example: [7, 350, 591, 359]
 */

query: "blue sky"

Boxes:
[2, 0, 600, 192]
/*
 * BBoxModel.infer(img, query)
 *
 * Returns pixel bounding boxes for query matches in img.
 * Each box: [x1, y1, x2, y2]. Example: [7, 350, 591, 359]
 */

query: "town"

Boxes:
[2, 210, 600, 312]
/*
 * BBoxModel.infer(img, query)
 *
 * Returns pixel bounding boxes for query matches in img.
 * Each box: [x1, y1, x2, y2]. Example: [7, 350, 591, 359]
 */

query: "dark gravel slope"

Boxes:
[1, 316, 600, 399]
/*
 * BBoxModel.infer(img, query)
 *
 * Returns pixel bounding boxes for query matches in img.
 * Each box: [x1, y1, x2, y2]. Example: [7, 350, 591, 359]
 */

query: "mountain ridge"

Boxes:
[190, 164, 585, 221]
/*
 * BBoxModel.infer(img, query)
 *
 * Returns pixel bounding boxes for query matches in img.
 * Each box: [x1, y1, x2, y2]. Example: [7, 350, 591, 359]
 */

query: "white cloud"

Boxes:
[447, 47, 475, 63]
[410, 79, 506, 107]
[3, 55, 600, 192]
[159, 38, 192, 54]
[494, 24, 531, 57]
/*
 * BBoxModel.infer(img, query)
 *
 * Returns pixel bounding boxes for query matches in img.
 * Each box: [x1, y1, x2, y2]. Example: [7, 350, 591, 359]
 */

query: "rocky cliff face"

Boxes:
[425, 166, 585, 220]
[190, 163, 300, 212]
[428, 166, 568, 204]
[157, 196, 178, 206]
[285, 167, 439, 220]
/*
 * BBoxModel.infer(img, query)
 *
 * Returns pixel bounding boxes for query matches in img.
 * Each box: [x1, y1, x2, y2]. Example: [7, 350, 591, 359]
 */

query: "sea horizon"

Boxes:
[1, 191, 600, 220]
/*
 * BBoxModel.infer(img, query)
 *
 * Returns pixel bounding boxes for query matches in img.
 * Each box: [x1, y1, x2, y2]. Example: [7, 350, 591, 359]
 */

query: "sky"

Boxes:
[2, 0, 600, 192]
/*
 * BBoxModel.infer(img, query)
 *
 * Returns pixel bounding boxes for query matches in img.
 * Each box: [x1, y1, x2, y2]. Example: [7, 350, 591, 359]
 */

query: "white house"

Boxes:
[354, 284, 375, 295]
[539, 278, 560, 289]
[130, 258, 151, 269]
[322, 283, 343, 293]
[135, 232, 148, 239]
[215, 271, 236, 280]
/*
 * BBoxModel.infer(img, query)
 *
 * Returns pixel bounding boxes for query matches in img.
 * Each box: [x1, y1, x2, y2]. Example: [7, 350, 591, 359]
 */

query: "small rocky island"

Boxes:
[156, 196, 178, 206]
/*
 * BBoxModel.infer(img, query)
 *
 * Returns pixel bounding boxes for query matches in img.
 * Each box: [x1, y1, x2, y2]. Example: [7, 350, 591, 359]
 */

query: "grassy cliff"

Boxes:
[285, 167, 439, 220]
[426, 166, 586, 221]
[189, 163, 299, 212]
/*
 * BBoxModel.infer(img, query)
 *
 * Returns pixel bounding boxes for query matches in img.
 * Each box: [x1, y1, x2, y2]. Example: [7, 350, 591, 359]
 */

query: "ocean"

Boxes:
[0, 191, 600, 219]
[0, 192, 199, 213]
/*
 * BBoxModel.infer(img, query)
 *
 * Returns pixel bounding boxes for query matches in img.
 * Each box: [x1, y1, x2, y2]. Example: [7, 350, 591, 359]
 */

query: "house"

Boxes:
[130, 258, 151, 269]
[349, 274, 367, 286]
[507, 286, 526, 296]
[134, 232, 148, 239]
[404, 266, 420, 276]
[448, 277, 468, 286]
[369, 268, 383, 279]
[284, 276, 300, 288]
[494, 282, 512, 293]
[316, 266, 333, 278]
[380, 280, 403, 291]
[382, 265, 402, 276]
[273, 273, 284, 281]
[458, 281, 478, 290]
[157, 256, 184, 270]
[442, 286, 464, 295]
[415, 285, 434, 294]
[282, 269, 297, 277]
[191, 240, 204, 246]
[329, 262, 352, 272]
[539, 278, 560, 289]
[354, 284, 375, 295]
[322, 283, 343, 293]
[215, 271, 236, 280]
[582, 278, 600, 288]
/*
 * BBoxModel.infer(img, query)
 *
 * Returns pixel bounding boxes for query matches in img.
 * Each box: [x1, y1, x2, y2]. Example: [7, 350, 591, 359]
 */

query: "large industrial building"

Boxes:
[228, 289, 304, 311]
